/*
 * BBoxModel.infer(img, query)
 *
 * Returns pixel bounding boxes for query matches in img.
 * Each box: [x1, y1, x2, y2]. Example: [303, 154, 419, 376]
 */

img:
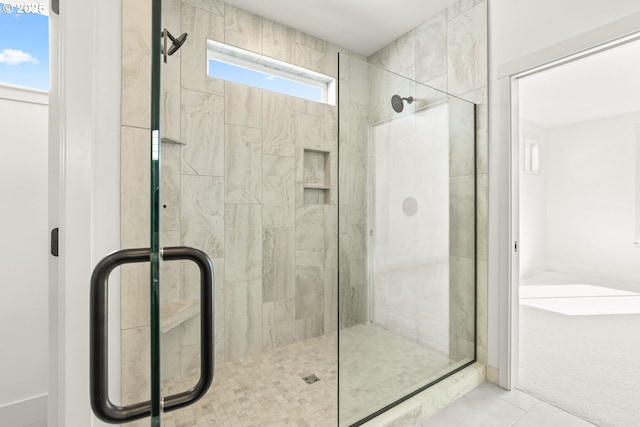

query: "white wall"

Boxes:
[48, 0, 122, 425]
[488, 0, 640, 376]
[519, 112, 640, 283]
[0, 84, 49, 425]
[518, 120, 548, 277]
[545, 112, 640, 282]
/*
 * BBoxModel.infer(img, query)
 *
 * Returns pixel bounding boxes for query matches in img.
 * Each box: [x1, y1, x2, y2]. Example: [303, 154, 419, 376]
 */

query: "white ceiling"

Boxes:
[519, 39, 640, 129]
[223, 0, 458, 57]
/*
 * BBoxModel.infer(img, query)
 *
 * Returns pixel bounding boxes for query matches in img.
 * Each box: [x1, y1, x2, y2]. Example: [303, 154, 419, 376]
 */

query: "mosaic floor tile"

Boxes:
[159, 323, 463, 427]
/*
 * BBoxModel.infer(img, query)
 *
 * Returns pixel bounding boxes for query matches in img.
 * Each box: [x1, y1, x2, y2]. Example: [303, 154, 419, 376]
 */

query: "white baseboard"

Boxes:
[0, 395, 47, 427]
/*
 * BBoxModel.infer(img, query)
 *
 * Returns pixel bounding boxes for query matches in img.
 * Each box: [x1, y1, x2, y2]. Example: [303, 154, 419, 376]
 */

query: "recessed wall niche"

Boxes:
[303, 148, 331, 204]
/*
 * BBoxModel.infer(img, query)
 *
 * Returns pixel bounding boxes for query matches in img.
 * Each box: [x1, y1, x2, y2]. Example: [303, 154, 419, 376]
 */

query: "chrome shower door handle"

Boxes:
[90, 246, 215, 424]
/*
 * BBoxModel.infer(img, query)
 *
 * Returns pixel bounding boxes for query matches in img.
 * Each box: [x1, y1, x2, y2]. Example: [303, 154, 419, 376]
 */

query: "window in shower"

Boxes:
[206, 39, 335, 104]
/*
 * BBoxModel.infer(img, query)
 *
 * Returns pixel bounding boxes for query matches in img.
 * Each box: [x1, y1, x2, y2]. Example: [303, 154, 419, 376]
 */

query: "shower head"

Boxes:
[162, 30, 189, 63]
[165, 30, 188, 55]
[391, 94, 414, 113]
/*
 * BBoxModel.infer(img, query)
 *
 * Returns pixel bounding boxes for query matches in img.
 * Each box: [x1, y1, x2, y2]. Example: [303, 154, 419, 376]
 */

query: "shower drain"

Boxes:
[302, 374, 320, 385]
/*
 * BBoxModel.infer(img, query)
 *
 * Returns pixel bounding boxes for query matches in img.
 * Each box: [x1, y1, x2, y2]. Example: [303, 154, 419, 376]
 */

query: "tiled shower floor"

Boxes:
[160, 323, 464, 427]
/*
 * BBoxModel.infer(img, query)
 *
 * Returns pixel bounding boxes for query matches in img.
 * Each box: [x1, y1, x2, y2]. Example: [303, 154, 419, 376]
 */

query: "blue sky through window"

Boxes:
[209, 59, 322, 102]
[0, 3, 49, 90]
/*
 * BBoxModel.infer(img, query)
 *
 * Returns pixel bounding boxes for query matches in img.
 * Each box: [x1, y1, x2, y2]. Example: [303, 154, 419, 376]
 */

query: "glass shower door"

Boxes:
[338, 55, 477, 426]
[89, 1, 214, 426]
[150, 1, 163, 424]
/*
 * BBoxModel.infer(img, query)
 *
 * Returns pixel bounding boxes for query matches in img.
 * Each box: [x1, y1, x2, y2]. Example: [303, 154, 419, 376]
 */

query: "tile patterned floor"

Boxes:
[156, 323, 465, 427]
[161, 333, 336, 427]
[421, 382, 597, 427]
[339, 324, 466, 425]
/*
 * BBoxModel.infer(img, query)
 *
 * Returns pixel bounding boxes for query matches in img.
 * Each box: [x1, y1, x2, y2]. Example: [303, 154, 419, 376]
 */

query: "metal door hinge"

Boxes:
[51, 228, 59, 257]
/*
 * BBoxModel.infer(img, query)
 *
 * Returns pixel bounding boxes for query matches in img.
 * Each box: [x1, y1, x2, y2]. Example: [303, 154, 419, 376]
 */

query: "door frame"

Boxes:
[49, 0, 122, 425]
[495, 14, 640, 390]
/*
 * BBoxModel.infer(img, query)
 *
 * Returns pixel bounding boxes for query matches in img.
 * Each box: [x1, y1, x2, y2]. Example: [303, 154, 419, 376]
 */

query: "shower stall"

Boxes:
[89, 1, 477, 426]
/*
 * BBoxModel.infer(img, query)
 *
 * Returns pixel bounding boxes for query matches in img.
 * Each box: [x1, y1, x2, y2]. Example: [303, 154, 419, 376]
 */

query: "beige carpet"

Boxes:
[519, 272, 640, 427]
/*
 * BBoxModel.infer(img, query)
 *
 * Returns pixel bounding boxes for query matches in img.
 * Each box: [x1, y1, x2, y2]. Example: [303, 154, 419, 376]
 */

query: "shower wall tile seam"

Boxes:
[178, 84, 224, 97]
[350, 102, 369, 109]
[179, 172, 225, 178]
[452, 255, 486, 264]
[449, 172, 478, 177]
[121, 324, 150, 330]
[260, 151, 296, 158]
[223, 122, 263, 131]
[181, 2, 224, 17]
[424, 71, 448, 83]
[225, 276, 263, 283]
[222, 202, 266, 205]
[121, 124, 151, 132]
[455, 85, 489, 99]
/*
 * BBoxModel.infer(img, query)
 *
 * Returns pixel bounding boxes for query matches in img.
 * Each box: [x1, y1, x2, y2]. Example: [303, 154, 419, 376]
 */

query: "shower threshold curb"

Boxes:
[359, 362, 486, 427]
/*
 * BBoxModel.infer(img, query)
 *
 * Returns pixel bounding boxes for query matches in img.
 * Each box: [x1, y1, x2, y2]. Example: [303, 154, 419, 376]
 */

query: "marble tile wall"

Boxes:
[366, 0, 488, 364]
[337, 52, 371, 329]
[120, 0, 349, 405]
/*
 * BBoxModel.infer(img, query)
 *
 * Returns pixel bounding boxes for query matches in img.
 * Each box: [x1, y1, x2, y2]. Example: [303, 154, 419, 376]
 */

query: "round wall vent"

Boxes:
[402, 197, 418, 216]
